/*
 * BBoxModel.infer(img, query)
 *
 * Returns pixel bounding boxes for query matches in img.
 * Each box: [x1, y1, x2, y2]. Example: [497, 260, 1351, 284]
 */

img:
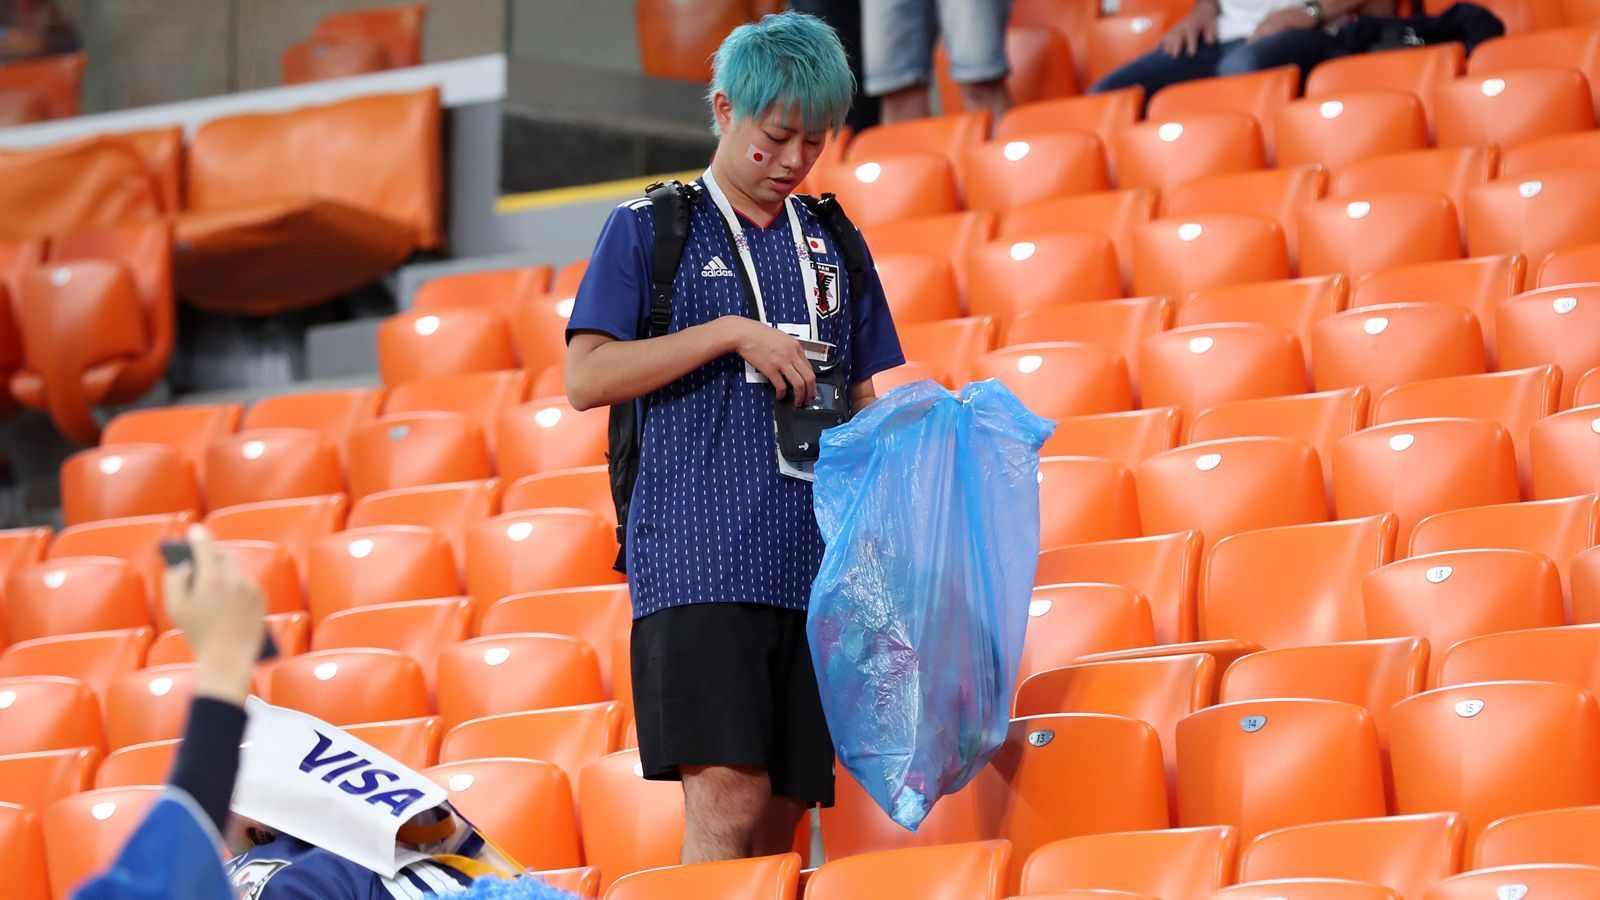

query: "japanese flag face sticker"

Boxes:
[746, 144, 770, 167]
[807, 236, 827, 255]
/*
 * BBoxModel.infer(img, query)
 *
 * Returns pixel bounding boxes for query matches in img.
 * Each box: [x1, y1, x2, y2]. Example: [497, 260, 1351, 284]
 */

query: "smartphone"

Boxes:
[159, 540, 279, 661]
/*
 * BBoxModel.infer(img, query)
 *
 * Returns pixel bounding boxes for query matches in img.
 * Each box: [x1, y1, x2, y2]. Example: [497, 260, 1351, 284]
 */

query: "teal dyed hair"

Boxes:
[708, 11, 854, 137]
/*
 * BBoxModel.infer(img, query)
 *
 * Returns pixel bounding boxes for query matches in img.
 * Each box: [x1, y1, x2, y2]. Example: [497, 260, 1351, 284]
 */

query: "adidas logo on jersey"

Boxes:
[701, 256, 735, 278]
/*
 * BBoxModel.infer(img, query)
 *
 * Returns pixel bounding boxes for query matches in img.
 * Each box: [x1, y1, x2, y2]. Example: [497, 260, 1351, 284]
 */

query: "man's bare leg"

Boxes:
[680, 764, 771, 864]
[959, 77, 1012, 133]
[880, 84, 933, 124]
[751, 794, 810, 857]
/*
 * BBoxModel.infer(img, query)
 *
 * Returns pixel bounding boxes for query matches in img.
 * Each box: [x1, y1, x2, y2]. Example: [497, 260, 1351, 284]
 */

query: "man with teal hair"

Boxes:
[565, 11, 904, 864]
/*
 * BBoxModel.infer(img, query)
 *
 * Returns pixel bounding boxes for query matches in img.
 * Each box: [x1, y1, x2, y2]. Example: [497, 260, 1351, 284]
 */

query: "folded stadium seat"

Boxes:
[306, 525, 458, 623]
[862, 210, 996, 300]
[1148, 66, 1299, 161]
[1113, 113, 1266, 197]
[0, 134, 163, 244]
[500, 466, 612, 525]
[203, 493, 346, 583]
[1410, 494, 1600, 617]
[606, 854, 800, 900]
[146, 611, 309, 668]
[1390, 681, 1600, 843]
[1137, 437, 1328, 553]
[1465, 170, 1600, 266]
[577, 749, 686, 891]
[1015, 584, 1158, 681]
[873, 253, 964, 325]
[436, 634, 604, 730]
[347, 479, 501, 578]
[376, 309, 519, 386]
[634, 0, 750, 80]
[1502, 131, 1600, 181]
[1474, 805, 1600, 869]
[280, 36, 388, 85]
[1178, 276, 1346, 372]
[4, 558, 148, 644]
[1216, 879, 1400, 898]
[1165, 167, 1328, 268]
[1538, 244, 1600, 288]
[1189, 388, 1370, 508]
[340, 717, 442, 771]
[0, 628, 151, 712]
[58, 445, 198, 527]
[809, 841, 1012, 900]
[1532, 404, 1600, 500]
[1334, 419, 1520, 543]
[1304, 43, 1464, 135]
[103, 664, 196, 750]
[966, 234, 1122, 324]
[849, 111, 991, 171]
[1006, 298, 1171, 402]
[1238, 813, 1463, 900]
[1311, 304, 1485, 397]
[1439, 624, 1600, 713]
[1430, 864, 1600, 897]
[1013, 654, 1214, 820]
[1086, 13, 1171, 86]
[0, 86, 50, 126]
[1332, 147, 1498, 240]
[970, 343, 1133, 421]
[101, 403, 241, 485]
[1042, 407, 1181, 468]
[1365, 549, 1565, 684]
[203, 429, 342, 511]
[936, 24, 1077, 112]
[1275, 91, 1431, 172]
[897, 316, 997, 388]
[1178, 698, 1386, 843]
[511, 293, 573, 383]
[384, 369, 527, 449]
[0, 676, 103, 755]
[1001, 188, 1159, 291]
[0, 804, 48, 900]
[463, 509, 619, 623]
[997, 87, 1144, 147]
[43, 786, 160, 899]
[1351, 255, 1524, 364]
[1139, 323, 1308, 422]
[479, 585, 637, 696]
[271, 648, 428, 725]
[496, 399, 608, 482]
[0, 747, 96, 820]
[1374, 366, 1562, 495]
[1499, 284, 1600, 408]
[1471, 23, 1600, 116]
[1299, 193, 1463, 284]
[241, 388, 383, 466]
[960, 133, 1109, 212]
[345, 412, 492, 502]
[313, 597, 470, 697]
[809, 153, 962, 228]
[1435, 67, 1596, 149]
[95, 739, 179, 789]
[439, 701, 622, 780]
[174, 88, 442, 315]
[281, 2, 424, 84]
[1131, 215, 1290, 300]
[0, 51, 83, 120]
[425, 758, 582, 871]
[1018, 826, 1235, 899]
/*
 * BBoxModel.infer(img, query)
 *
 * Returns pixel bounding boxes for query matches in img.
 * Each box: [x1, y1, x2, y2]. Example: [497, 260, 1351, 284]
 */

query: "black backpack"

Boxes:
[605, 179, 871, 573]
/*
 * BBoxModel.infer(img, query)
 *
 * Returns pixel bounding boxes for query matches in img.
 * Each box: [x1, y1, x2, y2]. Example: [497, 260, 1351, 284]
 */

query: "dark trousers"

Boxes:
[1090, 30, 1348, 98]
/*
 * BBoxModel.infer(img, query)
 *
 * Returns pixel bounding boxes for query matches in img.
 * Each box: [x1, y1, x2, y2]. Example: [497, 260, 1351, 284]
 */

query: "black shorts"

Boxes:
[630, 601, 836, 806]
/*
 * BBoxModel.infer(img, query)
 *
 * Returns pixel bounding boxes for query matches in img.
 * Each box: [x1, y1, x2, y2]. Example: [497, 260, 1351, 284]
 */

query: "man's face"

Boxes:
[717, 96, 828, 208]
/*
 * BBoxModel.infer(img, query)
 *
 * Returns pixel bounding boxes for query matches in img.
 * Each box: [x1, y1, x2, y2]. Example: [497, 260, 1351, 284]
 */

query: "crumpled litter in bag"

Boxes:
[808, 378, 1054, 831]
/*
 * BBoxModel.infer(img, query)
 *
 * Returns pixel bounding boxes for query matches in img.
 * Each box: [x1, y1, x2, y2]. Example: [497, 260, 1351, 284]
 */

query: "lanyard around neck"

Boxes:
[702, 168, 821, 341]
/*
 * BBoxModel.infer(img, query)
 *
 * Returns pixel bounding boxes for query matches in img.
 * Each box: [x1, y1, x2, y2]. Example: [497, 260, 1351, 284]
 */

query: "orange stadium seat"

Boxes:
[1350, 255, 1523, 363]
[972, 343, 1133, 420]
[1474, 805, 1600, 869]
[1219, 637, 1428, 745]
[634, 0, 749, 80]
[1538, 244, 1600, 287]
[961, 133, 1108, 212]
[282, 2, 425, 83]
[271, 648, 428, 726]
[377, 309, 519, 386]
[0, 525, 49, 628]
[147, 610, 309, 667]
[346, 413, 492, 501]
[935, 25, 1078, 112]
[1333, 147, 1497, 238]
[478, 585, 632, 695]
[5, 557, 148, 643]
[1334, 419, 1520, 542]
[1042, 407, 1181, 469]
[1114, 114, 1266, 195]
[104, 664, 196, 750]
[0, 676, 104, 755]
[437, 634, 605, 729]
[58, 442, 190, 526]
[807, 840, 1011, 900]
[1011, 0, 1099, 84]
[862, 210, 996, 299]
[1532, 404, 1600, 499]
[1390, 681, 1600, 843]
[1131, 215, 1289, 300]
[510, 293, 573, 381]
[1019, 826, 1235, 898]
[1428, 864, 1600, 898]
[102, 403, 241, 483]
[1303, 44, 1464, 131]
[811, 153, 962, 227]
[1275, 91, 1430, 171]
[384, 370, 526, 443]
[1409, 494, 1600, 615]
[334, 717, 440, 772]
[0, 628, 150, 705]
[1164, 167, 1326, 265]
[95, 740, 179, 789]
[0, 747, 98, 822]
[1438, 624, 1600, 704]
[1139, 323, 1306, 422]
[1239, 813, 1463, 900]
[47, 511, 188, 615]
[463, 509, 619, 620]
[1434, 68, 1595, 149]
[1087, 13, 1172, 87]
[1015, 584, 1158, 681]
[497, 400, 609, 482]
[425, 758, 581, 871]
[1178, 276, 1346, 369]
[346, 479, 500, 576]
[1465, 169, 1600, 264]
[0, 129, 159, 243]
[439, 701, 621, 780]
[533, 867, 599, 899]
[42, 786, 159, 898]
[313, 597, 470, 695]
[280, 36, 388, 85]
[1006, 298, 1169, 400]
[412, 267, 550, 319]
[1001, 189, 1157, 291]
[204, 429, 342, 511]
[1311, 304, 1484, 396]
[1215, 878, 1400, 898]
[241, 389, 383, 463]
[967, 233, 1122, 324]
[306, 525, 458, 623]
[898, 316, 997, 387]
[1500, 130, 1600, 179]
[1137, 437, 1327, 550]
[874, 253, 963, 325]
[849, 111, 990, 169]
[1036, 532, 1199, 645]
[998, 87, 1144, 146]
[1469, 24, 1600, 114]
[1299, 194, 1462, 283]
[176, 88, 442, 315]
[1499, 284, 1600, 408]
[1188, 387, 1369, 504]
[501, 467, 612, 524]
[204, 493, 347, 582]
[607, 853, 799, 900]
[1148, 66, 1299, 158]
[1178, 699, 1386, 843]
[578, 748, 685, 889]
[0, 51, 83, 121]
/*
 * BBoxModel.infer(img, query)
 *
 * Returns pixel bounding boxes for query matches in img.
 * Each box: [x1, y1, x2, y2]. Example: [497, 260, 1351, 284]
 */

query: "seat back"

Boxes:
[1240, 813, 1464, 900]
[578, 749, 685, 891]
[1015, 584, 1158, 683]
[1333, 419, 1520, 543]
[971, 343, 1133, 421]
[306, 525, 458, 623]
[1139, 323, 1307, 421]
[1220, 637, 1428, 742]
[1408, 494, 1600, 613]
[805, 840, 1012, 900]
[314, 2, 426, 67]
[437, 634, 605, 730]
[1036, 531, 1202, 645]
[42, 786, 160, 898]
[1475, 806, 1600, 869]
[424, 758, 581, 871]
[105, 664, 196, 750]
[605, 853, 800, 900]
[346, 413, 492, 501]
[1498, 284, 1600, 408]
[1020, 826, 1237, 898]
[439, 701, 621, 782]
[1043, 407, 1181, 470]
[1137, 437, 1328, 552]
[1132, 215, 1289, 299]
[270, 648, 428, 726]
[478, 584, 633, 696]
[0, 676, 104, 755]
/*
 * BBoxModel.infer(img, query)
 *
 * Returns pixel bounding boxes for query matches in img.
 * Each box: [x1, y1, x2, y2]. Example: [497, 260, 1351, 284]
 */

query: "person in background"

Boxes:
[790, 0, 881, 132]
[1091, 0, 1394, 96]
[0, 0, 80, 63]
[863, 0, 1012, 125]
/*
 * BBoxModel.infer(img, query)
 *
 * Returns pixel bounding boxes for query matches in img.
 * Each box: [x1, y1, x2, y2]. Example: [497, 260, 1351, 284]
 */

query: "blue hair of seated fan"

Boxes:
[456, 876, 578, 899]
[708, 10, 854, 138]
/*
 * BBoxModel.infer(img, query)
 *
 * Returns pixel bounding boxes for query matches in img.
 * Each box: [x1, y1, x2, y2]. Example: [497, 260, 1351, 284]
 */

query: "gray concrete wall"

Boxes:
[509, 0, 638, 74]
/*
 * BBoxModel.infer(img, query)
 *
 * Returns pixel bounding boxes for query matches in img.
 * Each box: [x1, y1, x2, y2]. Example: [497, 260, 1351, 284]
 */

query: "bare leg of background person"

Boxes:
[959, 77, 1012, 133]
[880, 84, 933, 123]
[752, 794, 810, 857]
[680, 764, 772, 863]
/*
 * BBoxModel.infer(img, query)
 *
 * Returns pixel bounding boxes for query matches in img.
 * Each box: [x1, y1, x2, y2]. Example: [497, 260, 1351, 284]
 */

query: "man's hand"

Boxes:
[163, 525, 267, 705]
[1251, 5, 1318, 41]
[721, 316, 816, 406]
[1162, 10, 1218, 57]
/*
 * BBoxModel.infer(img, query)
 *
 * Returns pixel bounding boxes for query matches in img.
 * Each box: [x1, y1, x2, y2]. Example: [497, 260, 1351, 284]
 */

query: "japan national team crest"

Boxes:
[231, 859, 289, 899]
[814, 262, 841, 318]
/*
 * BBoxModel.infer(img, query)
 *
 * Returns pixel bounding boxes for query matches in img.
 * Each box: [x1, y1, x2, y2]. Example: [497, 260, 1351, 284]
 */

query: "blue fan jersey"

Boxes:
[227, 835, 473, 899]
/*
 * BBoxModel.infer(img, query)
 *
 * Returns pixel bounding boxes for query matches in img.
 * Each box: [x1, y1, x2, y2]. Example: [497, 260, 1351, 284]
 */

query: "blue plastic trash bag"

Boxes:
[808, 378, 1054, 831]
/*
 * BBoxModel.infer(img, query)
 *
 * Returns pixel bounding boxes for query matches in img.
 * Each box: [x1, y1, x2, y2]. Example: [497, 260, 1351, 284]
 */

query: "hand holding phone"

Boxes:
[160, 533, 277, 665]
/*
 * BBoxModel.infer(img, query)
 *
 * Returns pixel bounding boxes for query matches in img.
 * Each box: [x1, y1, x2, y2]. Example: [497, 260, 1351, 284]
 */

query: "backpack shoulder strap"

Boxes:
[799, 192, 870, 303]
[643, 180, 695, 338]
